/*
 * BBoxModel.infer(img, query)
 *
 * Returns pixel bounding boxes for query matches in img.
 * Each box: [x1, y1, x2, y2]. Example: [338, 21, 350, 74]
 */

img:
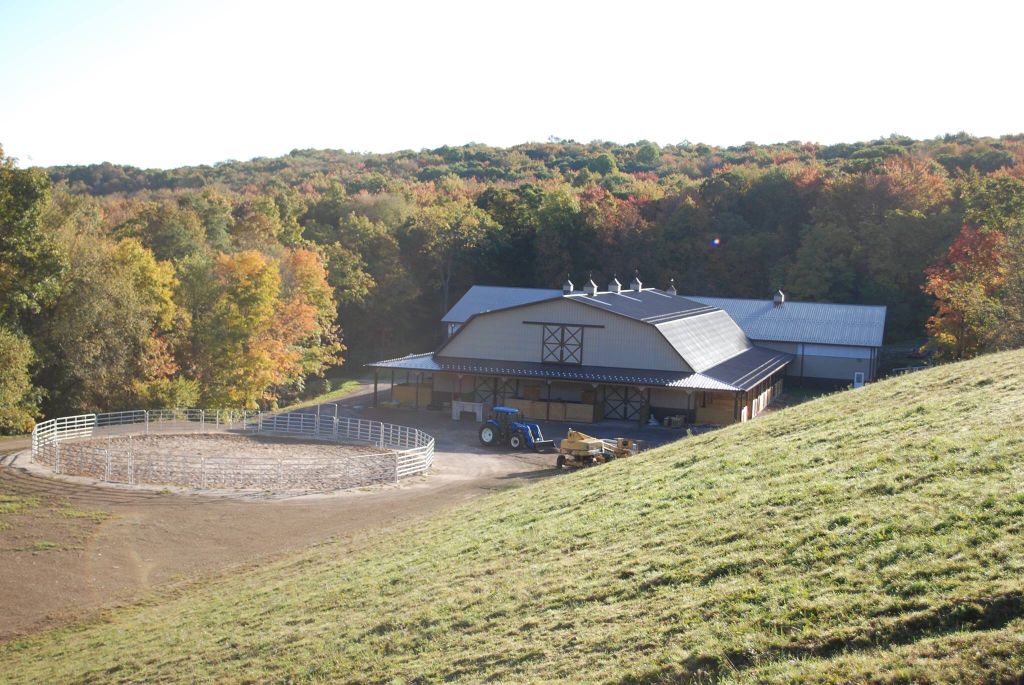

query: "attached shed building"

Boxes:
[370, 278, 791, 426]
[685, 293, 886, 383]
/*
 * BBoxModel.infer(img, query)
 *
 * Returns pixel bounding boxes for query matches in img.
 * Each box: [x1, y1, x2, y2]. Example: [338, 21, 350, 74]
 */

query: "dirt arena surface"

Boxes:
[0, 428, 553, 640]
[52, 433, 397, 491]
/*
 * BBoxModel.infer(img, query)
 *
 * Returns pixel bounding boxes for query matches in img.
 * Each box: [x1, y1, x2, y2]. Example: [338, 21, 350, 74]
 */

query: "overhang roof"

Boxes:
[685, 295, 887, 348]
[367, 348, 791, 393]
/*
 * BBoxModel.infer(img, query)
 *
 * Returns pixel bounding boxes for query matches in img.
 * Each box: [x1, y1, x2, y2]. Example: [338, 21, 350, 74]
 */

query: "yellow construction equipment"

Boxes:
[556, 429, 640, 468]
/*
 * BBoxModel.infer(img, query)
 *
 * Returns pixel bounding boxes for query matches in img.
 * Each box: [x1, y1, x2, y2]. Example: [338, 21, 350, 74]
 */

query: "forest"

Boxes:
[2, 134, 1023, 432]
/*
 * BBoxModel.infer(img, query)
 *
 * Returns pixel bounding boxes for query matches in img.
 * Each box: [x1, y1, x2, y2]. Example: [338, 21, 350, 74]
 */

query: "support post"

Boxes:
[373, 369, 379, 408]
[414, 373, 421, 409]
[546, 381, 552, 421]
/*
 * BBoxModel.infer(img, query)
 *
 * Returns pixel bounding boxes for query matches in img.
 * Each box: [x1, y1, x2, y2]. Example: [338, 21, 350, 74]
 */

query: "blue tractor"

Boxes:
[479, 407, 555, 451]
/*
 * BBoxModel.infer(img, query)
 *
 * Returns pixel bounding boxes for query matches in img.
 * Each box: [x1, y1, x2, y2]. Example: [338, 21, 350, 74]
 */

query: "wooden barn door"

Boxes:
[472, 377, 495, 405]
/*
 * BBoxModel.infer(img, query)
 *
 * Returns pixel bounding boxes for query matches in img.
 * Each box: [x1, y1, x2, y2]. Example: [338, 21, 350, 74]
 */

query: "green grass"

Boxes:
[0, 494, 39, 516]
[56, 507, 111, 523]
[3, 351, 1024, 683]
[279, 378, 363, 411]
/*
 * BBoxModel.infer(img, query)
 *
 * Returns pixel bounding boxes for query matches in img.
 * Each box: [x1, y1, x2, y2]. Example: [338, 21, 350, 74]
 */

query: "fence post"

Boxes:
[278, 459, 283, 485]
[105, 450, 111, 481]
[55, 442, 61, 474]
[145, 410, 149, 434]
[201, 457, 207, 489]
[395, 453, 400, 484]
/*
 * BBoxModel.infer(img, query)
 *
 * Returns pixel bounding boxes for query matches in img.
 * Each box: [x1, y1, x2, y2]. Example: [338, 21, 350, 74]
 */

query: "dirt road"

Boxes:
[0, 426, 552, 640]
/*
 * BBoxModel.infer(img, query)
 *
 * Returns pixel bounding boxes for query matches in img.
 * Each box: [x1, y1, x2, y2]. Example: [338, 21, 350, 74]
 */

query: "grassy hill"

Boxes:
[3, 351, 1024, 684]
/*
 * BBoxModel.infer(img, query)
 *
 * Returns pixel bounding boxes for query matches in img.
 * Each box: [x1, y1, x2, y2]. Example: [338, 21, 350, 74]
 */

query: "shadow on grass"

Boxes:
[616, 590, 1024, 684]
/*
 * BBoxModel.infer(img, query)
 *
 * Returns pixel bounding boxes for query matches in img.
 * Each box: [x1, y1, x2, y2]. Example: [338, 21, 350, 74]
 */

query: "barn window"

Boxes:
[542, 325, 583, 364]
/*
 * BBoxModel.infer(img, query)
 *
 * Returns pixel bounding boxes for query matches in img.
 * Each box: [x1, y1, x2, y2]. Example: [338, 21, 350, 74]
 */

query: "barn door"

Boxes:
[472, 377, 495, 405]
[497, 379, 517, 405]
[603, 386, 644, 421]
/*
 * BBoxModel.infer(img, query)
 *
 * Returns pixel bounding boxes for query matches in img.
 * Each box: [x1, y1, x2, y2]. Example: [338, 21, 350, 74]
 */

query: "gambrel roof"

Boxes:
[441, 288, 756, 374]
[442, 286, 561, 324]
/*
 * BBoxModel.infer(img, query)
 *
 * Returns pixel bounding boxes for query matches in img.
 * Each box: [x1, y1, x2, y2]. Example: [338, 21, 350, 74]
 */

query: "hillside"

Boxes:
[3, 351, 1024, 683]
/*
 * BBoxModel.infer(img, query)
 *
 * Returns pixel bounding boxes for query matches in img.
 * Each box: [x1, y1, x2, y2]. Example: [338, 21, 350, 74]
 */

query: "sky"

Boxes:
[1, 0, 1022, 169]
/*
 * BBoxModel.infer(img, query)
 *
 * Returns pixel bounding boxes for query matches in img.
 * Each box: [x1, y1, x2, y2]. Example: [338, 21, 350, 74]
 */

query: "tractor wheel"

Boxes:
[556, 454, 566, 469]
[479, 425, 497, 446]
[603, 451, 616, 462]
[509, 431, 525, 450]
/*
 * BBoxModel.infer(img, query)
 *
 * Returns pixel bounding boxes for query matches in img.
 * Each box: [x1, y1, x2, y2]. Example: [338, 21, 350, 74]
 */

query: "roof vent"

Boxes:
[666, 278, 677, 296]
[584, 273, 599, 296]
[562, 276, 574, 295]
[608, 274, 622, 293]
[629, 270, 643, 291]
[773, 290, 785, 307]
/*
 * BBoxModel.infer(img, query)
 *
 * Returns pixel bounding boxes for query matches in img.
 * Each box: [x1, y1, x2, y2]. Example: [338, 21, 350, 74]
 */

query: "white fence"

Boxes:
[30, 405, 434, 491]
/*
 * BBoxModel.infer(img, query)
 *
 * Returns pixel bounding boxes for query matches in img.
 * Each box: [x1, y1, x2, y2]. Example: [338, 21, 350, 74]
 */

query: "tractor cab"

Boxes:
[479, 407, 555, 452]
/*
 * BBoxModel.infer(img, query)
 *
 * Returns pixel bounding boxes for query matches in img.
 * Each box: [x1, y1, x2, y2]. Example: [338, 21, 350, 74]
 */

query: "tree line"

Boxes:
[2, 134, 1023, 432]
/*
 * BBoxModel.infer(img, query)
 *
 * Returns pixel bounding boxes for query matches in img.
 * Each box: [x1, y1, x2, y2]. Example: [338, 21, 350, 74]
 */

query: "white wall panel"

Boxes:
[439, 299, 690, 372]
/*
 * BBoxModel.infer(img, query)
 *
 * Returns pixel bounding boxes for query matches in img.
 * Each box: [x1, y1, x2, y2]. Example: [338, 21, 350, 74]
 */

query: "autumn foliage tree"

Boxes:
[923, 172, 1024, 359]
[923, 227, 1007, 360]
[184, 250, 341, 409]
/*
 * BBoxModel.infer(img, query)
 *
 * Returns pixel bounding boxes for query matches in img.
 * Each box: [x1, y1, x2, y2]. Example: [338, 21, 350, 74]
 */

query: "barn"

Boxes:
[440, 285, 887, 386]
[368, 275, 791, 426]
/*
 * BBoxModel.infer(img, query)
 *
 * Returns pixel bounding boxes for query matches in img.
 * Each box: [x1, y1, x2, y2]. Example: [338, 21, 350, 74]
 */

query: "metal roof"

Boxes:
[367, 350, 790, 392]
[566, 289, 717, 324]
[685, 295, 887, 347]
[656, 310, 752, 372]
[699, 347, 792, 390]
[443, 285, 719, 326]
[442, 286, 561, 323]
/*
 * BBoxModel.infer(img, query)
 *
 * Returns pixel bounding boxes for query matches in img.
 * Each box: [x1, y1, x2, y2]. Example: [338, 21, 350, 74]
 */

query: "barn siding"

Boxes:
[801, 354, 871, 382]
[695, 392, 738, 425]
[753, 339, 877, 382]
[439, 299, 691, 372]
[649, 388, 695, 410]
